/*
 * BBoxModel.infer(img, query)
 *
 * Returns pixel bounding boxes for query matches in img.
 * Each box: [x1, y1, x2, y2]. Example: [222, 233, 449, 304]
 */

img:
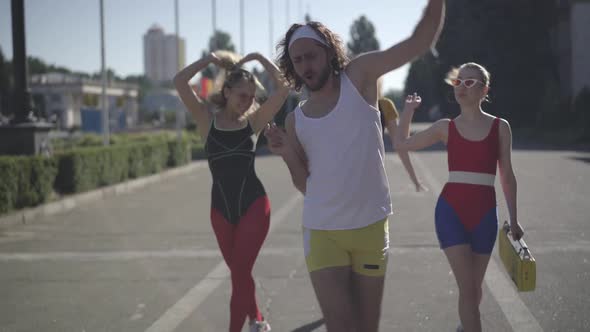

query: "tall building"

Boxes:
[143, 24, 186, 83]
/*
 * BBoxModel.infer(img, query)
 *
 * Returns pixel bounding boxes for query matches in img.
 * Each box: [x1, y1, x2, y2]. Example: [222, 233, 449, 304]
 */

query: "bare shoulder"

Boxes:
[434, 118, 451, 126]
[497, 117, 510, 127]
[430, 118, 450, 142]
[433, 118, 450, 132]
[344, 60, 361, 79]
[343, 63, 367, 93]
[497, 117, 512, 135]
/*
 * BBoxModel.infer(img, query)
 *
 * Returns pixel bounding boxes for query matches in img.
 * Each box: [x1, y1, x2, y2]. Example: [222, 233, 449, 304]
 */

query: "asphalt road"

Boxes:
[0, 138, 588, 332]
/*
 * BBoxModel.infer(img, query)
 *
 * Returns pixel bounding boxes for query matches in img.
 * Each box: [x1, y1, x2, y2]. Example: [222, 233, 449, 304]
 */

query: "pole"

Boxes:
[10, 0, 32, 123]
[99, 0, 109, 145]
[175, 0, 182, 141]
[240, 0, 245, 55]
[268, 0, 273, 57]
[286, 0, 290, 29]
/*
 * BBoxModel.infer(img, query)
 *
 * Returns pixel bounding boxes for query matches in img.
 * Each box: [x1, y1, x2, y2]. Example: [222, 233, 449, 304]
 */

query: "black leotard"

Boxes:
[205, 119, 266, 224]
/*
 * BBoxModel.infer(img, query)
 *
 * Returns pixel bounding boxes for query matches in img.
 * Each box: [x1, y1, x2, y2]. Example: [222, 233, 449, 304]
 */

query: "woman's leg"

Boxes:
[470, 206, 498, 306]
[444, 245, 481, 332]
[211, 208, 235, 266]
[228, 196, 271, 331]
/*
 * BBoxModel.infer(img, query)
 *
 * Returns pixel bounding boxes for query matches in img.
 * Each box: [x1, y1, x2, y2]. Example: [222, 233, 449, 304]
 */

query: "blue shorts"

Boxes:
[434, 196, 498, 254]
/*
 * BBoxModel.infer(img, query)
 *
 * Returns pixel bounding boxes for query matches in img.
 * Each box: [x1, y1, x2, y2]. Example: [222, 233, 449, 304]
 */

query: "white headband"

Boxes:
[288, 25, 328, 49]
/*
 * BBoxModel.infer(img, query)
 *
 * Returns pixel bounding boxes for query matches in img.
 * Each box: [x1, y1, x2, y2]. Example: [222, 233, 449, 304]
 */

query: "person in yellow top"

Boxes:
[378, 96, 426, 192]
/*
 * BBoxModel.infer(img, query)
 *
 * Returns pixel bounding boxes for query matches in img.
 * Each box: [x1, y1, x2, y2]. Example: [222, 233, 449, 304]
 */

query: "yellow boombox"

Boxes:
[498, 221, 536, 292]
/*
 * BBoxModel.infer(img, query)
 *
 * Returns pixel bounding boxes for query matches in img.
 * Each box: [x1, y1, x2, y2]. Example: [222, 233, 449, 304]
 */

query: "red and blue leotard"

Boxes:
[435, 117, 500, 254]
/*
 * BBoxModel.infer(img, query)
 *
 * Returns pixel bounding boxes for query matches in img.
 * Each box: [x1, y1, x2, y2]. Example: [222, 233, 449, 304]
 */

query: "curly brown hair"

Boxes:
[276, 22, 349, 92]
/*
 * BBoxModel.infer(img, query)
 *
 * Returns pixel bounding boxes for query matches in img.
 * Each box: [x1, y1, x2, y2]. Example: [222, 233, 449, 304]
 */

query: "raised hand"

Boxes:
[210, 52, 238, 70]
[405, 93, 422, 111]
[208, 53, 224, 67]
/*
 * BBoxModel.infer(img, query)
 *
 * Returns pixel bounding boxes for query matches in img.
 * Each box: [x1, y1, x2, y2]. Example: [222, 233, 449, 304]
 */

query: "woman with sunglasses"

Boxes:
[174, 51, 289, 332]
[394, 62, 524, 332]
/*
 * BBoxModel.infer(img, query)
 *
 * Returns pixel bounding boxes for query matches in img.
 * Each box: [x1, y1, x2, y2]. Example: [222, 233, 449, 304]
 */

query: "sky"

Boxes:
[0, 0, 430, 92]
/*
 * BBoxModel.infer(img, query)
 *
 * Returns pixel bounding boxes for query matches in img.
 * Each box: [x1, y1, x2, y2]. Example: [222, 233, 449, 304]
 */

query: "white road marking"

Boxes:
[0, 247, 302, 262]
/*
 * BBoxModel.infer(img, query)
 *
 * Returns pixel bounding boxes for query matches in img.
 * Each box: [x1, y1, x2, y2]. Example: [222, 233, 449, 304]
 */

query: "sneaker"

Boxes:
[249, 320, 271, 332]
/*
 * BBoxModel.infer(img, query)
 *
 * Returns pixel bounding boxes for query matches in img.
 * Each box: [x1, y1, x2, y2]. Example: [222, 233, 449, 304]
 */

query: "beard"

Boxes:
[301, 63, 332, 92]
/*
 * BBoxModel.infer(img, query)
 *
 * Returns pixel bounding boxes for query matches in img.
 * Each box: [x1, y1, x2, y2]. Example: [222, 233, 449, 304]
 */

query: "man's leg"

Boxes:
[351, 273, 385, 332]
[309, 266, 357, 332]
[304, 227, 357, 331]
[349, 218, 389, 332]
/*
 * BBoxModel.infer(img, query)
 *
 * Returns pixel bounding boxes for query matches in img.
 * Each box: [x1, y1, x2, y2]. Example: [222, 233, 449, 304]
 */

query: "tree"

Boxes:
[123, 74, 153, 111]
[201, 30, 237, 79]
[27, 56, 72, 75]
[347, 15, 380, 57]
[208, 30, 236, 53]
[0, 48, 9, 91]
[573, 86, 590, 139]
[123, 74, 152, 89]
[403, 0, 561, 127]
[91, 68, 121, 82]
[404, 54, 438, 121]
[304, 13, 312, 23]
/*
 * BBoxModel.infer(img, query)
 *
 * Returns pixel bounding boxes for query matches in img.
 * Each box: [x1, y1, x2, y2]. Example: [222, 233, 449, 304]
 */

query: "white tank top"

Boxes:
[294, 72, 392, 230]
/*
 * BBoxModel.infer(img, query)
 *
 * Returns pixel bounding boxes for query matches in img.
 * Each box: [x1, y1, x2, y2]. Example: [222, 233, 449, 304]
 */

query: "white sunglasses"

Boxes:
[447, 78, 485, 88]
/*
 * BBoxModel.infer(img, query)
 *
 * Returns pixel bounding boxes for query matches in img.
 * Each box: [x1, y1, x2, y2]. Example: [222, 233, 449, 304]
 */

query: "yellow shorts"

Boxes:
[303, 218, 389, 277]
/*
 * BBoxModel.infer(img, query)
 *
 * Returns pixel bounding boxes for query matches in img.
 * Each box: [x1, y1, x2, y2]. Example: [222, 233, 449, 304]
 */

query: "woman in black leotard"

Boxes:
[174, 51, 289, 332]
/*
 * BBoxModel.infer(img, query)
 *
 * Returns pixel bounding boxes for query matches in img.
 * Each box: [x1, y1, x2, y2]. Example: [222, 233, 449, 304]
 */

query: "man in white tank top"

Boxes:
[265, 2, 445, 331]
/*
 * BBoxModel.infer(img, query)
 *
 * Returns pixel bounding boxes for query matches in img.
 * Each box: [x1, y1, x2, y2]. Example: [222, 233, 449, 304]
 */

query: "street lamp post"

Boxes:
[174, 0, 182, 141]
[240, 0, 244, 55]
[286, 0, 290, 29]
[99, 0, 109, 146]
[212, 0, 217, 33]
[0, 0, 53, 156]
[268, 0, 273, 58]
[10, 0, 31, 124]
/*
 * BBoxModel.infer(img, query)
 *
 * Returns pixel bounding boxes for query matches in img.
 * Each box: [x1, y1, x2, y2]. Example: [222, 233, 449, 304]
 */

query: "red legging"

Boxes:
[211, 195, 270, 332]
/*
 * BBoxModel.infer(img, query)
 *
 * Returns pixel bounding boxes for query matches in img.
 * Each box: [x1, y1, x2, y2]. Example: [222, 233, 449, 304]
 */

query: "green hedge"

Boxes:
[167, 138, 191, 167]
[52, 131, 177, 152]
[0, 156, 58, 214]
[55, 140, 171, 194]
[55, 145, 130, 193]
[52, 131, 206, 160]
[185, 131, 206, 160]
[1, 136, 196, 215]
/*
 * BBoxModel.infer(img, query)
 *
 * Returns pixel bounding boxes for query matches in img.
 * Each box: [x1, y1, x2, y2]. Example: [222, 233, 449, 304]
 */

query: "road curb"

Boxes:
[0, 161, 207, 227]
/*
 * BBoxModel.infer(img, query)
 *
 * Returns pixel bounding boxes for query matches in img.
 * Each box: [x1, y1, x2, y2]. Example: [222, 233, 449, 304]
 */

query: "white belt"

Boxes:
[448, 171, 495, 186]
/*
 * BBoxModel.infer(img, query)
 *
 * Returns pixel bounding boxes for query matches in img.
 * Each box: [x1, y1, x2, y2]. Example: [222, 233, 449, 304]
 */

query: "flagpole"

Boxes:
[99, 0, 109, 146]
